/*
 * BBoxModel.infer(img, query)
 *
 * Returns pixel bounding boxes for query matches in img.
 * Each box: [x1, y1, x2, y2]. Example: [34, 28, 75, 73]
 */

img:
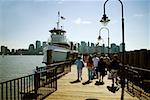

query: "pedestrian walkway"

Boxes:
[45, 65, 138, 100]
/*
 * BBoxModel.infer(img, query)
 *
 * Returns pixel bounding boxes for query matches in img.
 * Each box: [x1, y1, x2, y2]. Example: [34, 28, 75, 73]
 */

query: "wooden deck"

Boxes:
[45, 65, 138, 100]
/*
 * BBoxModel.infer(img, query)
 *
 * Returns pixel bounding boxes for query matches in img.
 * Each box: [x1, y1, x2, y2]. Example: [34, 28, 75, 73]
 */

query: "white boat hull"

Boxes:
[43, 45, 70, 64]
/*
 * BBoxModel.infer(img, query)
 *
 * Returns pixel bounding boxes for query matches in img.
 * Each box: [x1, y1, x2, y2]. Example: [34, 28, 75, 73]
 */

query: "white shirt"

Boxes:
[92, 57, 99, 68]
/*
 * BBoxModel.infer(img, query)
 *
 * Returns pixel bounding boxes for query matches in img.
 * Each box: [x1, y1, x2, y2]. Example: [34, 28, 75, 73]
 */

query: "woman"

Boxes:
[86, 55, 94, 82]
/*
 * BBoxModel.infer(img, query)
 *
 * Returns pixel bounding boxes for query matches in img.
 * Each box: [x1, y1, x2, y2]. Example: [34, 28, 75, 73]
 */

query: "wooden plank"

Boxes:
[45, 65, 138, 100]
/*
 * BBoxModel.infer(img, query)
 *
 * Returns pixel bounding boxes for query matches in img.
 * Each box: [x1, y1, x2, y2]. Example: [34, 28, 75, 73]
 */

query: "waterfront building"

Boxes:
[120, 43, 125, 52]
[90, 42, 95, 54]
[35, 40, 43, 54]
[116, 45, 120, 53]
[36, 40, 41, 50]
[96, 46, 102, 54]
[28, 44, 35, 55]
[1, 46, 6, 54]
[11, 49, 16, 55]
[42, 41, 47, 48]
[80, 41, 88, 54]
[1, 46, 10, 55]
[111, 43, 117, 53]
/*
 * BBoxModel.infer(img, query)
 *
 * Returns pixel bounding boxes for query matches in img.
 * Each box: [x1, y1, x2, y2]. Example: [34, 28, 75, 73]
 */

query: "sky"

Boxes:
[0, 0, 149, 51]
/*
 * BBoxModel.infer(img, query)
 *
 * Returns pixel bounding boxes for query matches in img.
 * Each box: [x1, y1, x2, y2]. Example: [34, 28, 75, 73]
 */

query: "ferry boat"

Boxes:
[43, 12, 78, 65]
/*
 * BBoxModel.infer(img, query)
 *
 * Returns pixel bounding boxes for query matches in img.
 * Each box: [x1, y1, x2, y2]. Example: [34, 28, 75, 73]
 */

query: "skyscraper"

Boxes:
[120, 43, 125, 52]
[36, 40, 41, 50]
[111, 43, 117, 53]
[80, 41, 87, 54]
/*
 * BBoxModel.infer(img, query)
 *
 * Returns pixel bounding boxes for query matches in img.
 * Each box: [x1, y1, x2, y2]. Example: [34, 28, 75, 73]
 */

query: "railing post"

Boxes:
[55, 66, 58, 90]
[70, 61, 71, 72]
[126, 66, 129, 91]
[34, 66, 39, 99]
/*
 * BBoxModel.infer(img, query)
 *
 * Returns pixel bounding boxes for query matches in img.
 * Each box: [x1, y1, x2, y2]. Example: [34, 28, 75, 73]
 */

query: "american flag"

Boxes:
[61, 16, 66, 20]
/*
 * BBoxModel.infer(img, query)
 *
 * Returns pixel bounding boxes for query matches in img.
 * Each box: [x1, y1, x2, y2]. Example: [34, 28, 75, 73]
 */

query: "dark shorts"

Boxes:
[99, 70, 105, 76]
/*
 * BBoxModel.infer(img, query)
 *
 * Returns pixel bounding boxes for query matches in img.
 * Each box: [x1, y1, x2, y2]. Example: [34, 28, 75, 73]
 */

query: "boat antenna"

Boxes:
[57, 11, 60, 29]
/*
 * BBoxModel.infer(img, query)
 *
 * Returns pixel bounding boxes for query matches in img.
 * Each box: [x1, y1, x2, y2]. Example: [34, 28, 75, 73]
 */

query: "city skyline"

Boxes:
[0, 40, 125, 55]
[0, 0, 149, 51]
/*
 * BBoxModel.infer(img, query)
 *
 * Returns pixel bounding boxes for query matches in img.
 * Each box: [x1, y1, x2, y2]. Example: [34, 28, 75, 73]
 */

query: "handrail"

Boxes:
[126, 65, 150, 73]
[125, 65, 150, 99]
[0, 60, 72, 100]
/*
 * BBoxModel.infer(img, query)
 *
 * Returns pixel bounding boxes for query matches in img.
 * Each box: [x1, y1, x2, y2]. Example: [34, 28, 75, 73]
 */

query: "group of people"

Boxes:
[74, 54, 121, 87]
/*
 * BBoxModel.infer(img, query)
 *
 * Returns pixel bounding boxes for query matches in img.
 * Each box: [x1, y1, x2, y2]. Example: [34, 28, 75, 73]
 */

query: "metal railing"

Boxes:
[125, 65, 150, 100]
[0, 60, 71, 100]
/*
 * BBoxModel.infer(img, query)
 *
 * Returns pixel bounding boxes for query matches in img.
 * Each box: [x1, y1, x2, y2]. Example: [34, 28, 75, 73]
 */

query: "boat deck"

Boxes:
[45, 65, 138, 100]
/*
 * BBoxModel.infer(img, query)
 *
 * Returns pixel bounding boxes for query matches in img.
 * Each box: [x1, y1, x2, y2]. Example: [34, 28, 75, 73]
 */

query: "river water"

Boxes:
[0, 55, 45, 82]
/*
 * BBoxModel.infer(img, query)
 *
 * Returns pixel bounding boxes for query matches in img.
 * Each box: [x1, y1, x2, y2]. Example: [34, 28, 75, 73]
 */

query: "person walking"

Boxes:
[92, 54, 99, 79]
[74, 56, 84, 82]
[97, 57, 106, 84]
[86, 55, 94, 83]
[110, 54, 120, 87]
[103, 54, 110, 73]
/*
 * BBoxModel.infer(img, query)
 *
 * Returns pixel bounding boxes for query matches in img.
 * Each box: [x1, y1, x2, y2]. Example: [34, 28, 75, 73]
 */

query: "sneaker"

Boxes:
[76, 79, 80, 82]
[99, 82, 104, 85]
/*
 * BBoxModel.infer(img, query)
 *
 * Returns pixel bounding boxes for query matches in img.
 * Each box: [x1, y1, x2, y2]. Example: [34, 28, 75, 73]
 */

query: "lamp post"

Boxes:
[98, 27, 110, 56]
[100, 0, 125, 100]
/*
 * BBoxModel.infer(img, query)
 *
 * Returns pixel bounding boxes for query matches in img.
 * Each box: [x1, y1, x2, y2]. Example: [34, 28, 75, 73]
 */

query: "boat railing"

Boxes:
[0, 60, 72, 100]
[125, 65, 150, 99]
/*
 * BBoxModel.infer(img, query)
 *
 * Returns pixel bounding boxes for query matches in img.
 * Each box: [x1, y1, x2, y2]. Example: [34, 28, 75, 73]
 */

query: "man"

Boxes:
[74, 56, 84, 81]
[110, 54, 120, 87]
[92, 54, 99, 79]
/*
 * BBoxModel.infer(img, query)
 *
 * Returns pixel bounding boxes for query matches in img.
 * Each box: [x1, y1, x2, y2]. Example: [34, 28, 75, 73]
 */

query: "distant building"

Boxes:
[36, 40, 41, 50]
[1, 46, 6, 54]
[42, 41, 47, 48]
[11, 49, 16, 55]
[77, 41, 125, 55]
[35, 40, 43, 54]
[120, 43, 125, 52]
[28, 44, 35, 55]
[111, 43, 117, 53]
[1, 46, 10, 55]
[16, 49, 28, 55]
[90, 42, 95, 54]
[29, 44, 34, 50]
[116, 46, 120, 53]
[80, 41, 87, 54]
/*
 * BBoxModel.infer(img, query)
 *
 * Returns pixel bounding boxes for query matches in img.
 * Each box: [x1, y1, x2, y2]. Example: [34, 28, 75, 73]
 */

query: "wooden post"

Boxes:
[139, 49, 147, 69]
[34, 66, 39, 98]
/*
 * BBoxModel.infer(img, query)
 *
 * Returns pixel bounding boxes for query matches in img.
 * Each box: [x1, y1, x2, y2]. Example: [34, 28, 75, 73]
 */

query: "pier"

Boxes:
[45, 65, 138, 100]
[0, 50, 150, 100]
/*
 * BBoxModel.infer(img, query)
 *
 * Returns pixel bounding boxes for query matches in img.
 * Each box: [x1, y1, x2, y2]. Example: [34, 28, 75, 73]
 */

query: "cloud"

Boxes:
[55, 0, 65, 4]
[74, 17, 92, 25]
[133, 14, 144, 17]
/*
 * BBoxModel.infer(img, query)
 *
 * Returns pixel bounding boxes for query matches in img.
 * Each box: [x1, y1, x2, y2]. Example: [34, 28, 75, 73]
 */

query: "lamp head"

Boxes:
[100, 14, 110, 26]
[98, 35, 102, 41]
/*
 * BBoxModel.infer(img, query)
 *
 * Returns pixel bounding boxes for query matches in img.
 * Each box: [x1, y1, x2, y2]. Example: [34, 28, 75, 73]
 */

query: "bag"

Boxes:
[87, 62, 93, 67]
[81, 61, 85, 68]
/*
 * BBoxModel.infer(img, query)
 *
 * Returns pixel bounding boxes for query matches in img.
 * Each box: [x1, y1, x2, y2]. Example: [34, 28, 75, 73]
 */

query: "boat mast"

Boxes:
[57, 11, 60, 29]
